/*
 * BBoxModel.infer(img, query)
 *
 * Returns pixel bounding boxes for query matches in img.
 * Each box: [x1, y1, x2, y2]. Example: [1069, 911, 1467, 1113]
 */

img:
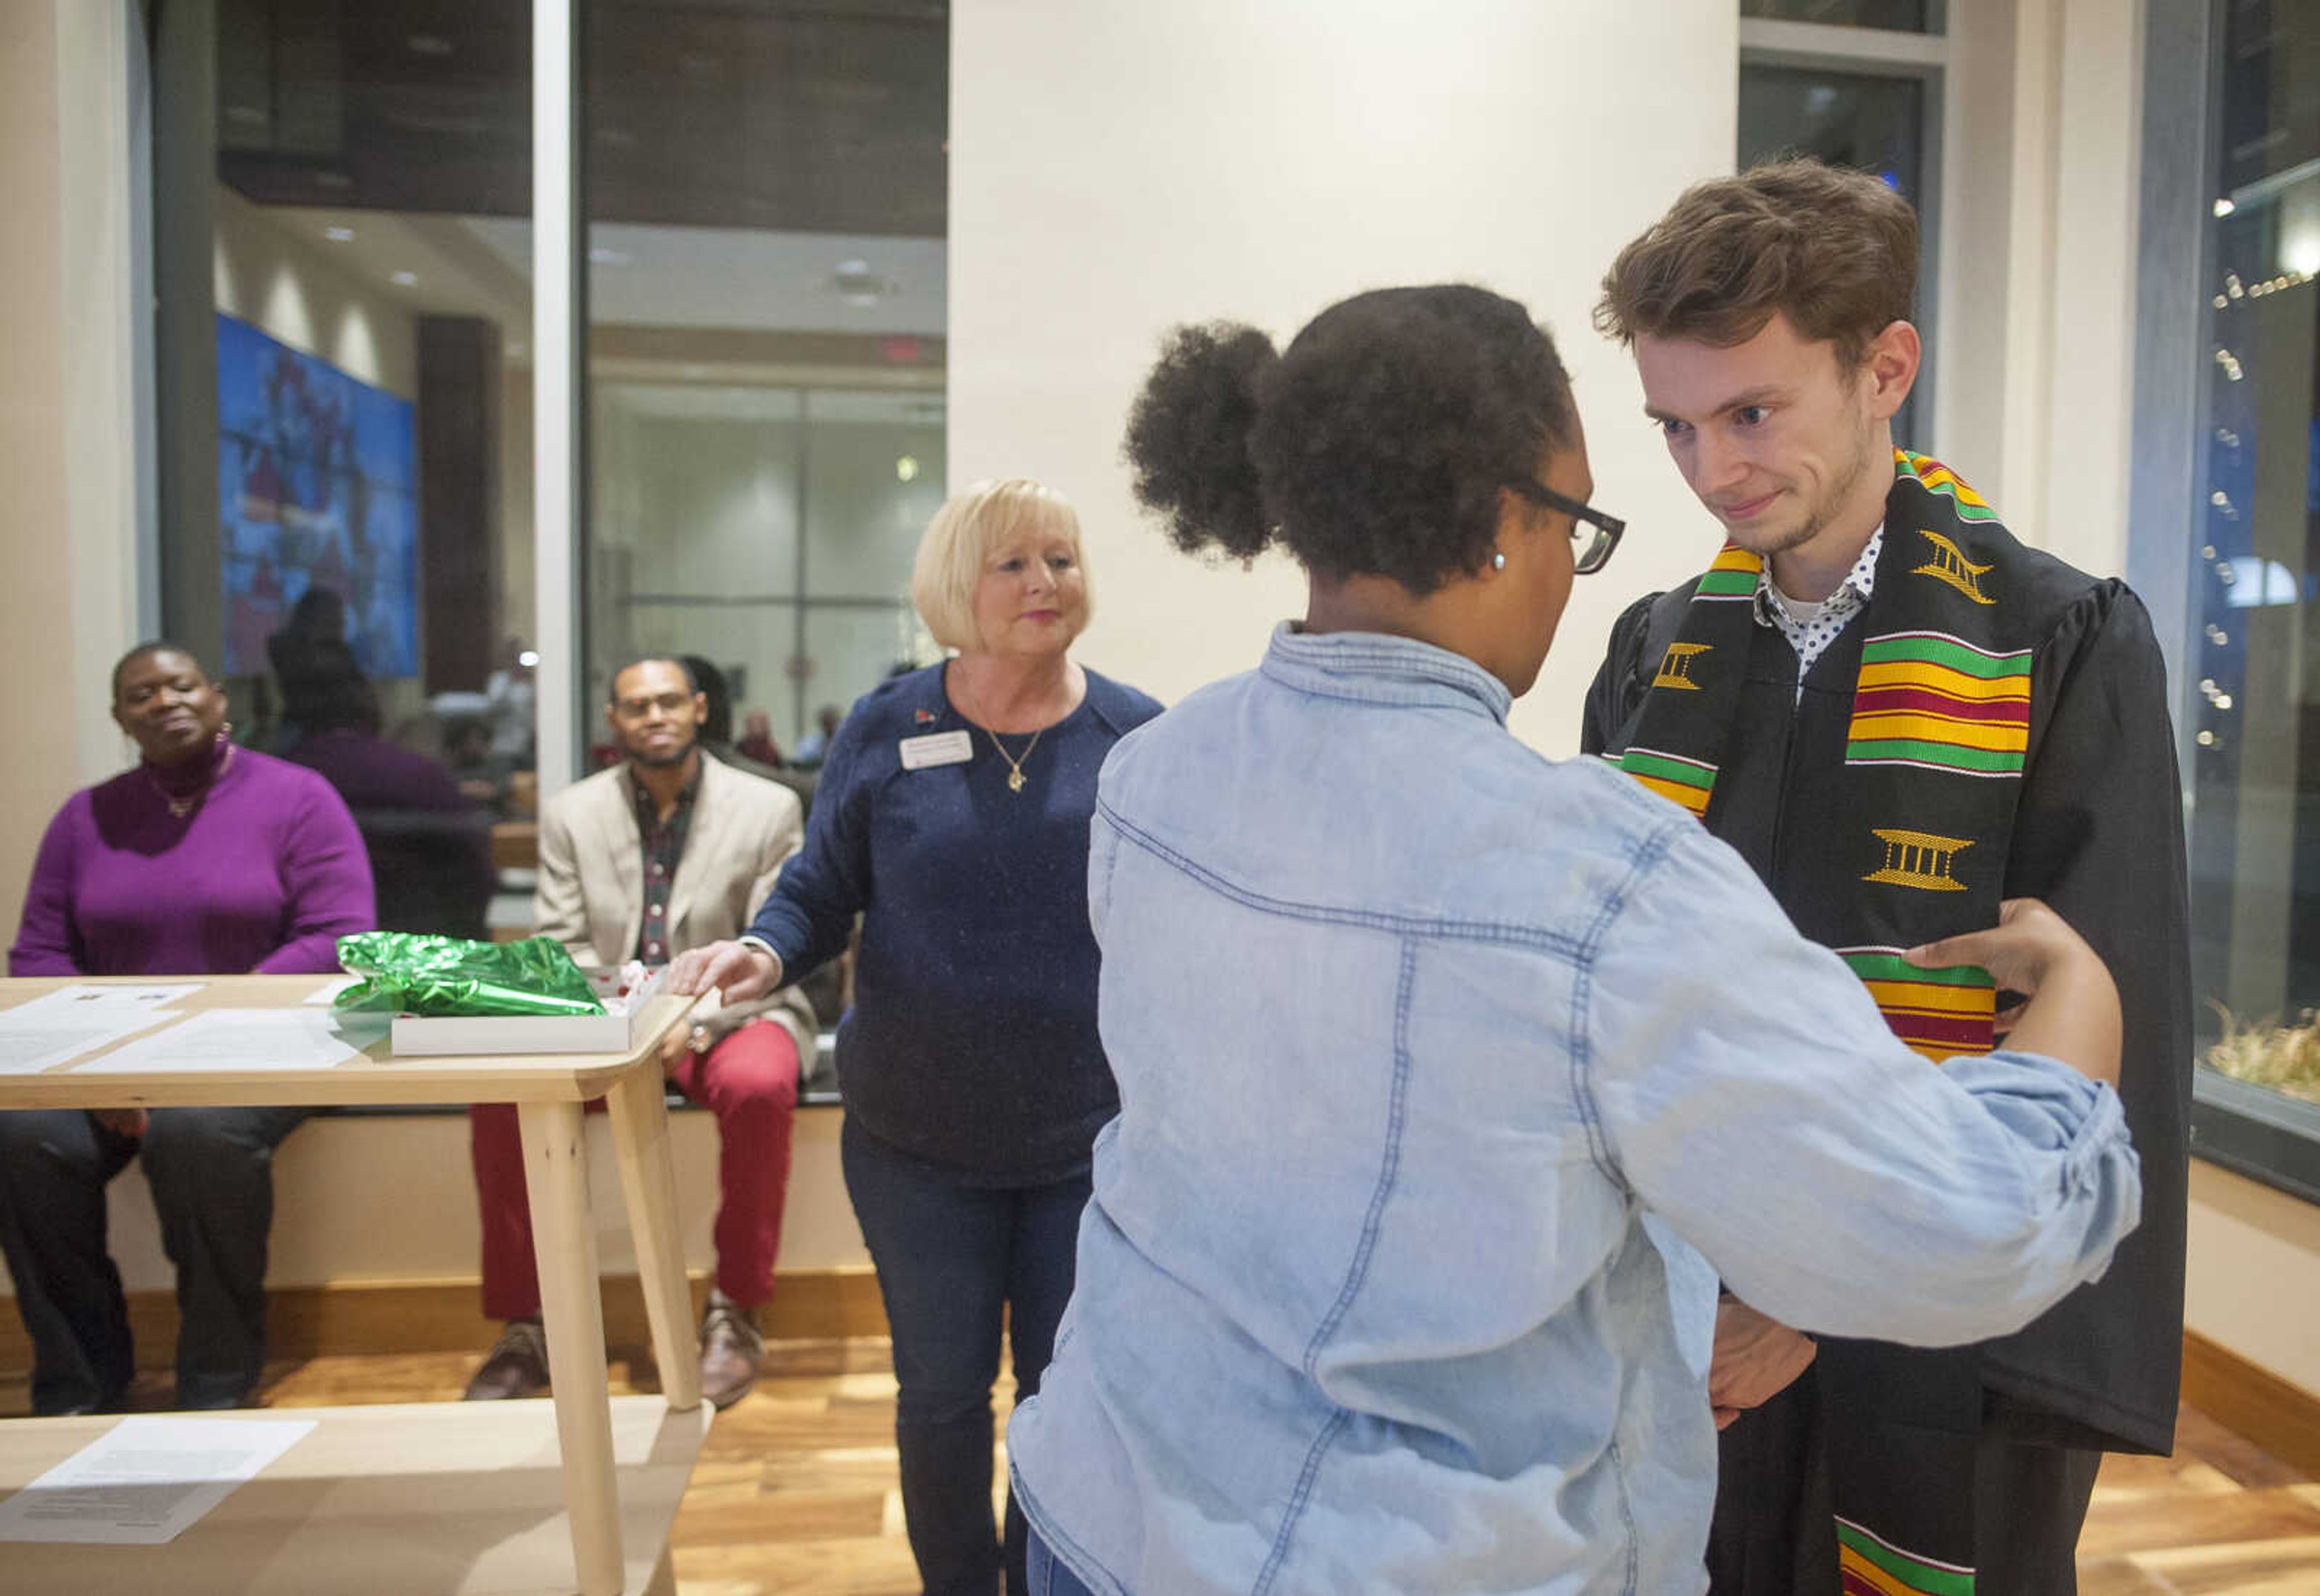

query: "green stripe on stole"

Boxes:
[1606, 451, 2031, 1072]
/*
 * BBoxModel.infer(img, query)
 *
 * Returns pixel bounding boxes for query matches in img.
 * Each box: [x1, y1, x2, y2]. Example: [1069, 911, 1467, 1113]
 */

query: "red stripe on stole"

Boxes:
[1851, 684, 2028, 724]
[1884, 1010, 1995, 1049]
[1841, 1572, 1898, 1596]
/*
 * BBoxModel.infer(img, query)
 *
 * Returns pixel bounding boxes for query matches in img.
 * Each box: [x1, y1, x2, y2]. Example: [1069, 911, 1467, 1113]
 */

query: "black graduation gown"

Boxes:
[1582, 559, 2192, 1588]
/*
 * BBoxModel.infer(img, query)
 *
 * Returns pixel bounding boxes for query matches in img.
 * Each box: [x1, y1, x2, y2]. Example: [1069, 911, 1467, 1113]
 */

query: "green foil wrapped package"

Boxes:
[334, 933, 607, 1018]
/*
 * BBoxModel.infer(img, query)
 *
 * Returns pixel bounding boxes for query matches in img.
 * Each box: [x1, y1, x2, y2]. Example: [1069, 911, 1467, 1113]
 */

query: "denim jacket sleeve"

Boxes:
[1580, 817, 2142, 1347]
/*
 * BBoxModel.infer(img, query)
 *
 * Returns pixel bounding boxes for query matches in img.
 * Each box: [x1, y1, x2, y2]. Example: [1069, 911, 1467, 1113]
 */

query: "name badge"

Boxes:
[899, 729, 973, 770]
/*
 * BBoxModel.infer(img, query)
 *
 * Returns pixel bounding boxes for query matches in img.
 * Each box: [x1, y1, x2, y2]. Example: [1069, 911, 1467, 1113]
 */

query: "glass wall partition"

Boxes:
[579, 0, 950, 774]
[156, 0, 538, 939]
[2186, 0, 2320, 1133]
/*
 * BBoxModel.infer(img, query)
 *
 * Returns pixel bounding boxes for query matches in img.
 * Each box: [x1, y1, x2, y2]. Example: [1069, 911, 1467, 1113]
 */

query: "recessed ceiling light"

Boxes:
[390, 271, 417, 286]
[588, 246, 629, 266]
[836, 258, 869, 275]
[324, 226, 355, 242]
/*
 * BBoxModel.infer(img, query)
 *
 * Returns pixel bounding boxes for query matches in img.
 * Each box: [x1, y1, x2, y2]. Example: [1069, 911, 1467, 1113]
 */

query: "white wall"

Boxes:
[212, 184, 418, 401]
[950, 0, 1739, 758]
[2187, 1161, 2320, 1397]
[0, 0, 146, 928]
[1997, 0, 2145, 578]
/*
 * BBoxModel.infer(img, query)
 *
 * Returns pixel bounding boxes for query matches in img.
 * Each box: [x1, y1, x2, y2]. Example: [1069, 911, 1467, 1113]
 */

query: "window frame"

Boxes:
[1738, 13, 1950, 449]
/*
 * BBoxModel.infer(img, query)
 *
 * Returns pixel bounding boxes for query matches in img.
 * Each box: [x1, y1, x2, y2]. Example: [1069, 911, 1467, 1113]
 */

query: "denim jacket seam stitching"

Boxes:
[1299, 935, 1420, 1378]
[1257, 941, 1415, 1596]
[1251, 1408, 1351, 1596]
[1095, 799, 1585, 958]
[1568, 819, 1683, 1189]
[1605, 1436, 1642, 1595]
[1262, 668, 1512, 719]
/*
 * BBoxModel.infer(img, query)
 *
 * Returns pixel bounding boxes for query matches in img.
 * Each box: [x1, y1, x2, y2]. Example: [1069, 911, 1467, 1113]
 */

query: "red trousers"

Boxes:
[468, 1020, 799, 1319]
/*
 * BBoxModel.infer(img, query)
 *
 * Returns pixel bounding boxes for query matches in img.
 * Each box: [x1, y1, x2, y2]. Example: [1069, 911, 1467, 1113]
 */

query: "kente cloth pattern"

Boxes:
[1611, 450, 2030, 1061]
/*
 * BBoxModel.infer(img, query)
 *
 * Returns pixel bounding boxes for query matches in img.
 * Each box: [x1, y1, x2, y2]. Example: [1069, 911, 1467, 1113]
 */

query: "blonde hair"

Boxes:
[910, 478, 1092, 652]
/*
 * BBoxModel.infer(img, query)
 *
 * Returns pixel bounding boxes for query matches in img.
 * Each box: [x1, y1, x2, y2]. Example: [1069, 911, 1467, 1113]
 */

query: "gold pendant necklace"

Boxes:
[149, 743, 233, 819]
[985, 726, 1043, 793]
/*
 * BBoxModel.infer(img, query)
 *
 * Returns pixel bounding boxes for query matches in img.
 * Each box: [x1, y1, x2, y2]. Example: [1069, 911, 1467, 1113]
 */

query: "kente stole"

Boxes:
[1615, 451, 2031, 1061]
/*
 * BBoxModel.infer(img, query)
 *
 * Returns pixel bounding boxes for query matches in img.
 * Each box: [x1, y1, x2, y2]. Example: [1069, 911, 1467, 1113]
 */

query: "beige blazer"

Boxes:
[533, 751, 815, 1050]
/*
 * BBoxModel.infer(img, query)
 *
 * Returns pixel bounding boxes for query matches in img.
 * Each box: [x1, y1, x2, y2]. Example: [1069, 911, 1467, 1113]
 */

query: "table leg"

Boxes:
[607, 1065, 703, 1412]
[517, 1099, 626, 1595]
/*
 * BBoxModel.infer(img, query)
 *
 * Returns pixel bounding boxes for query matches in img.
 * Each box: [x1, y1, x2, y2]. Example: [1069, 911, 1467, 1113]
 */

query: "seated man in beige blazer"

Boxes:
[464, 655, 816, 1409]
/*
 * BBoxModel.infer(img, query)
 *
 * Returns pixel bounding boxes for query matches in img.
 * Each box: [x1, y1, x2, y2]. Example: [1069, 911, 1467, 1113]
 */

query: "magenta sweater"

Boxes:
[10, 747, 375, 977]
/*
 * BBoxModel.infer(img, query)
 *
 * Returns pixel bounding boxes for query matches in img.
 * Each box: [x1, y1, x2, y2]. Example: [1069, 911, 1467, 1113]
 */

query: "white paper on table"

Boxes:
[0, 1012, 175, 1075]
[301, 975, 358, 1005]
[0, 1416, 315, 1544]
[74, 1009, 362, 1073]
[5, 983, 206, 1020]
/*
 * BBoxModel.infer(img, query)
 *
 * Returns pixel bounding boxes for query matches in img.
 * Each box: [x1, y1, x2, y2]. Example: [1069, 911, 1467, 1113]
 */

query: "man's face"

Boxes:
[607, 660, 704, 769]
[1634, 313, 1886, 559]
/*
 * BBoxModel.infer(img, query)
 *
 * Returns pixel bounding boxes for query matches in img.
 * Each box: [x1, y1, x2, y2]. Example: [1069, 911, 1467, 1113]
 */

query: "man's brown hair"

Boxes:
[1594, 158, 1918, 369]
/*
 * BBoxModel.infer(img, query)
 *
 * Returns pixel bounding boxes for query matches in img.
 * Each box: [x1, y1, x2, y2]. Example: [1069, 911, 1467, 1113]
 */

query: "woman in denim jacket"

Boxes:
[1004, 286, 2142, 1595]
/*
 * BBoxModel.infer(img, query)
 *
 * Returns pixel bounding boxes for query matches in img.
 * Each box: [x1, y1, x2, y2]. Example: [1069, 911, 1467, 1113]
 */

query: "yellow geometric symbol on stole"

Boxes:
[1912, 530, 1996, 605]
[1651, 642, 1712, 691]
[1863, 828, 1974, 892]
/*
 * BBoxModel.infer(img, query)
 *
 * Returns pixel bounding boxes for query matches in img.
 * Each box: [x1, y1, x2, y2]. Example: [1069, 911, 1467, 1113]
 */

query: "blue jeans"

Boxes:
[842, 1119, 1091, 1596]
[1025, 1523, 1101, 1596]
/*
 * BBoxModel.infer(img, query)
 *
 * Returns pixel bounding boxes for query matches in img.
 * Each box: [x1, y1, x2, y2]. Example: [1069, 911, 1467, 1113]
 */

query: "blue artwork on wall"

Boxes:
[216, 312, 419, 678]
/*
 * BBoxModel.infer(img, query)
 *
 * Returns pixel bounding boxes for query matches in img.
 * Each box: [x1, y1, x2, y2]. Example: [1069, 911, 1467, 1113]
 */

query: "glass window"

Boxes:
[1741, 0, 1936, 30]
[1738, 63, 1929, 440]
[2188, 0, 2320, 1113]
[581, 1, 949, 775]
[157, 0, 538, 941]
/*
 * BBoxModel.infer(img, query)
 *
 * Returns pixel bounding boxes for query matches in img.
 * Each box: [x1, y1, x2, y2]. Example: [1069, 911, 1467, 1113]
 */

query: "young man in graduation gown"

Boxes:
[1584, 159, 2191, 1595]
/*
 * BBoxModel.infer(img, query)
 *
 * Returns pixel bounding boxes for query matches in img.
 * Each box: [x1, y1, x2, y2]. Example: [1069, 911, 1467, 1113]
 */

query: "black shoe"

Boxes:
[463, 1317, 550, 1400]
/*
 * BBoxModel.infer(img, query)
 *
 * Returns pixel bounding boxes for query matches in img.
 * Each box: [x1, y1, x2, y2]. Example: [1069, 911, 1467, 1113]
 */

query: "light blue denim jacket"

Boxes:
[1008, 625, 2141, 1595]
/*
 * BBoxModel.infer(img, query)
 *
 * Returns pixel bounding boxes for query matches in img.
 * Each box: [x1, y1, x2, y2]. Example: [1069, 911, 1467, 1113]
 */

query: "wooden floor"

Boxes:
[5, 1339, 2317, 1593]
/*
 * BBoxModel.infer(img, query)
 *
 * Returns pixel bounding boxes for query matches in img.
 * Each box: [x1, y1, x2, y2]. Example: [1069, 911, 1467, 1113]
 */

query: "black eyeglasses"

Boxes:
[1508, 479, 1626, 575]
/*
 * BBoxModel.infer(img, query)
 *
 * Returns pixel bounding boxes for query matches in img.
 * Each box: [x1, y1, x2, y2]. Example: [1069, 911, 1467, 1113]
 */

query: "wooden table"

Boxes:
[0, 975, 709, 1595]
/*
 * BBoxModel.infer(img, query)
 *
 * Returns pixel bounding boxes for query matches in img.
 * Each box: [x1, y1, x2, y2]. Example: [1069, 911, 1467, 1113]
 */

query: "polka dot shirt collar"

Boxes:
[1754, 526, 1883, 687]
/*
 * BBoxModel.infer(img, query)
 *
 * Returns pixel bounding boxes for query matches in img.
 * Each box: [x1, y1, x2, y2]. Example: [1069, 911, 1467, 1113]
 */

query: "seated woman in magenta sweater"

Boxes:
[2, 642, 373, 1413]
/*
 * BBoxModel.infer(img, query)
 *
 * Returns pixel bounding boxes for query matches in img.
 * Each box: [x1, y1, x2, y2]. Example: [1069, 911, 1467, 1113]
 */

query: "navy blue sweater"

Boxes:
[746, 663, 1164, 1184]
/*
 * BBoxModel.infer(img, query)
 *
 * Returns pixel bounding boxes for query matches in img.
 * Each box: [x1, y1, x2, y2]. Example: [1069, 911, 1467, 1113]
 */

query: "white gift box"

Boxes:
[386, 965, 671, 1057]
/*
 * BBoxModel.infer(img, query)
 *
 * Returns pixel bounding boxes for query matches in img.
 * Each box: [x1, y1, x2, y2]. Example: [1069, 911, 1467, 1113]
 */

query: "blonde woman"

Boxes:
[674, 478, 1161, 1596]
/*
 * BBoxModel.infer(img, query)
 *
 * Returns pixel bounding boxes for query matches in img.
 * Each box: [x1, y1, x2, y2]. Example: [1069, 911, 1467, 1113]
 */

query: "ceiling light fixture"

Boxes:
[324, 226, 355, 242]
[391, 271, 417, 286]
[588, 246, 630, 267]
[831, 260, 892, 307]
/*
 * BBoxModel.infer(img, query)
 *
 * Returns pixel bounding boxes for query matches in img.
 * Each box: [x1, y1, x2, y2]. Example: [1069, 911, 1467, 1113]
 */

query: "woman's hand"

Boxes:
[1906, 898, 2121, 1084]
[1708, 1295, 1816, 1429]
[668, 939, 782, 1005]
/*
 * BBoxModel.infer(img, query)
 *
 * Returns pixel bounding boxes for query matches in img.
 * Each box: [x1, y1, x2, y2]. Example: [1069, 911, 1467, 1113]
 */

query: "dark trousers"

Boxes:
[1024, 1522, 1101, 1596]
[842, 1120, 1091, 1596]
[0, 1106, 312, 1414]
[1708, 1354, 2104, 1596]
